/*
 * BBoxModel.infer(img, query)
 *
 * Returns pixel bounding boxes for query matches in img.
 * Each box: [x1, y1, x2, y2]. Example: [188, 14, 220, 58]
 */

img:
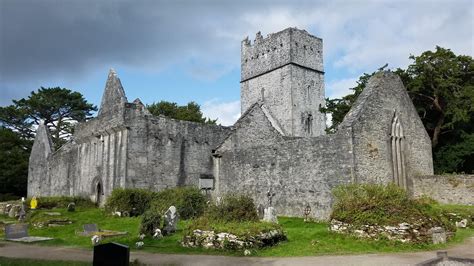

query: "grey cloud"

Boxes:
[0, 0, 472, 105]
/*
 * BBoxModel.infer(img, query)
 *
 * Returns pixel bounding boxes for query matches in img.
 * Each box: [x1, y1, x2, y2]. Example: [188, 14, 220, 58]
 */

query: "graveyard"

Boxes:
[1, 185, 474, 264]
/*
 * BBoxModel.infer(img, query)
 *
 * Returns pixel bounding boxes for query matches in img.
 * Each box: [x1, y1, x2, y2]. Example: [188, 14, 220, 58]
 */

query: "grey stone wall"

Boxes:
[241, 28, 325, 138]
[28, 70, 230, 202]
[213, 104, 354, 219]
[340, 72, 433, 186]
[413, 175, 474, 205]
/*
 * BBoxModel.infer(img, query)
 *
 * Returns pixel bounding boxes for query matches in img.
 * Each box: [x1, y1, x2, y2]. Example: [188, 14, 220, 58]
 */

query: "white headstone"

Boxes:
[263, 207, 278, 224]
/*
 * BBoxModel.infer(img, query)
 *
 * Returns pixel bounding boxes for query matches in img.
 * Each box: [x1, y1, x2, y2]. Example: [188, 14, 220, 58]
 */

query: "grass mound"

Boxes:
[331, 183, 454, 231]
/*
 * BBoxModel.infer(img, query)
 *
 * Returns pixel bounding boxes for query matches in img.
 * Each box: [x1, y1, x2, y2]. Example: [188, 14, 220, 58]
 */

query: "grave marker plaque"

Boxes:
[84, 223, 99, 233]
[5, 224, 28, 239]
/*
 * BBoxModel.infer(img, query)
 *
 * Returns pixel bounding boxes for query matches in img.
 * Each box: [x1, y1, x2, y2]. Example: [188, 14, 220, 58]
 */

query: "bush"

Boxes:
[105, 188, 154, 216]
[331, 183, 454, 231]
[26, 196, 94, 209]
[139, 207, 162, 236]
[206, 194, 258, 222]
[151, 187, 206, 220]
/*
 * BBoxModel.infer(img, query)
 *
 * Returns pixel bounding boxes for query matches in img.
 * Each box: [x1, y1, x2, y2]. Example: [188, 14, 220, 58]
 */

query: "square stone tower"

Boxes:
[240, 27, 326, 137]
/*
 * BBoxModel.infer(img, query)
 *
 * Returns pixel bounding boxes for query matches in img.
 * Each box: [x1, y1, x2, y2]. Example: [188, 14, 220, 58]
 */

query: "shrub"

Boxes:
[206, 194, 258, 222]
[331, 183, 454, 231]
[151, 186, 206, 220]
[26, 196, 94, 209]
[139, 206, 162, 236]
[105, 188, 154, 216]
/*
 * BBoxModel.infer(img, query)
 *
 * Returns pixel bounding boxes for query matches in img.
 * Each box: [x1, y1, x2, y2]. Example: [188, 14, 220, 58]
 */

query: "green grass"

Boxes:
[0, 257, 88, 266]
[1, 206, 473, 257]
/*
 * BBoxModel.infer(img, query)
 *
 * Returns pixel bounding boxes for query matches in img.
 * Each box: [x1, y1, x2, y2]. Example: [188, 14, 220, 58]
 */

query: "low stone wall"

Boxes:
[329, 220, 450, 244]
[412, 175, 474, 205]
[182, 229, 286, 250]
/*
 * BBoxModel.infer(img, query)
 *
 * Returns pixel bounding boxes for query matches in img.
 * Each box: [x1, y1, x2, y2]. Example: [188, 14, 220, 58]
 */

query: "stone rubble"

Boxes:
[182, 228, 286, 250]
[329, 220, 450, 244]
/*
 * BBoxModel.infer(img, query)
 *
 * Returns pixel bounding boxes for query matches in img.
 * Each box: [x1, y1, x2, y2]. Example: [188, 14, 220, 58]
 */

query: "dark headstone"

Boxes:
[93, 242, 129, 266]
[84, 223, 99, 233]
[67, 202, 76, 212]
[5, 224, 28, 239]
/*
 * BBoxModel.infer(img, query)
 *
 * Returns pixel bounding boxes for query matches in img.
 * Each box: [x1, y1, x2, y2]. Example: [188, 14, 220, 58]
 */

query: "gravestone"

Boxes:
[257, 204, 265, 220]
[263, 207, 278, 224]
[67, 202, 76, 212]
[163, 206, 178, 235]
[5, 224, 28, 239]
[93, 242, 129, 266]
[84, 223, 99, 233]
[429, 227, 446, 244]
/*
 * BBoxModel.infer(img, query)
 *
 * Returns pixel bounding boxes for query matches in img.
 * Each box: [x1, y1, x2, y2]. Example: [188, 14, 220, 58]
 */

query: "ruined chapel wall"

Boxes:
[215, 131, 353, 220]
[125, 106, 230, 191]
[341, 72, 433, 185]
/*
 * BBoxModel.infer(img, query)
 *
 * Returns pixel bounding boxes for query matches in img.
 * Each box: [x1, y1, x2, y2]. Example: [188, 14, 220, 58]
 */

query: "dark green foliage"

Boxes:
[0, 87, 96, 198]
[139, 207, 162, 235]
[26, 196, 94, 209]
[147, 101, 216, 124]
[331, 183, 454, 231]
[206, 194, 259, 222]
[151, 186, 206, 220]
[0, 87, 97, 149]
[104, 188, 154, 216]
[0, 127, 30, 197]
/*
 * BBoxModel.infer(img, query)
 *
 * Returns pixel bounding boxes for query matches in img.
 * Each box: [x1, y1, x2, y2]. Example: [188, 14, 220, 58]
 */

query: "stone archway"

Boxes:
[390, 112, 407, 189]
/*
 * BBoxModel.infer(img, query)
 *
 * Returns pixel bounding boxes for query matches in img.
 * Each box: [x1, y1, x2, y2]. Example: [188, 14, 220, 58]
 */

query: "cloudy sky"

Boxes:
[0, 0, 472, 125]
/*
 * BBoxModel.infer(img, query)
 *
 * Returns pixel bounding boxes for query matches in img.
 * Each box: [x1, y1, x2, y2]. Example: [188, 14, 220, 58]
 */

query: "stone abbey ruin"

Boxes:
[29, 28, 470, 219]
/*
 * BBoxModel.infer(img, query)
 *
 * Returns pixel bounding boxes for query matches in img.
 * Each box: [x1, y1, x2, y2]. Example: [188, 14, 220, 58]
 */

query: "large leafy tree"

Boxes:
[0, 87, 96, 197]
[147, 101, 216, 124]
[322, 47, 474, 173]
[0, 87, 97, 149]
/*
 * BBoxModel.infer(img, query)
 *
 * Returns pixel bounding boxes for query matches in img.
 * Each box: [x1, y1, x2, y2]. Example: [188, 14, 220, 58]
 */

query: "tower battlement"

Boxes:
[241, 27, 323, 82]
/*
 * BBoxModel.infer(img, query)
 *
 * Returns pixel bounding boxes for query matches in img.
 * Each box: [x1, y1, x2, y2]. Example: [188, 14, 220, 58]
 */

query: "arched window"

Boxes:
[391, 113, 407, 189]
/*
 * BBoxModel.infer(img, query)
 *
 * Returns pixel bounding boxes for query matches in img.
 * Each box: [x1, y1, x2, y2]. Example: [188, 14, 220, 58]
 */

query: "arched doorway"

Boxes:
[96, 181, 103, 206]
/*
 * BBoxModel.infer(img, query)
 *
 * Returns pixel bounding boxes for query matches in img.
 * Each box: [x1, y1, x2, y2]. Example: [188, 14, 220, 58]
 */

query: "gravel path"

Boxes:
[1, 237, 473, 265]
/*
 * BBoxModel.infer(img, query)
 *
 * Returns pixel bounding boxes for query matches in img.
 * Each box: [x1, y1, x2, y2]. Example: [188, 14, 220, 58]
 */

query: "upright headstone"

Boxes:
[263, 207, 278, 224]
[93, 242, 129, 266]
[5, 224, 28, 239]
[257, 204, 265, 220]
[67, 202, 76, 212]
[84, 224, 99, 234]
[163, 206, 178, 235]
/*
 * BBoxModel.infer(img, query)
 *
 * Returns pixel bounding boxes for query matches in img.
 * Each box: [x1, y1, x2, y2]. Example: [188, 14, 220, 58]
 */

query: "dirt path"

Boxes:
[1, 238, 473, 265]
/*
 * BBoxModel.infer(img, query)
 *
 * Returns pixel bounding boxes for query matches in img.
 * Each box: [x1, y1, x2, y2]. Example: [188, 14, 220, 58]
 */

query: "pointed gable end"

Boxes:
[98, 69, 128, 117]
[31, 120, 53, 160]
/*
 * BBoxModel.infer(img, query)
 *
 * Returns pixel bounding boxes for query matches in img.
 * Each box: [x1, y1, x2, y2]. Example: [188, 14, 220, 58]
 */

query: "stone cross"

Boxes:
[266, 190, 276, 206]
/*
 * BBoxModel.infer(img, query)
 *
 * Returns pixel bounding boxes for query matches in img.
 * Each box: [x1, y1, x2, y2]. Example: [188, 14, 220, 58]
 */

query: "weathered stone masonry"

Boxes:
[29, 27, 447, 218]
[28, 70, 230, 204]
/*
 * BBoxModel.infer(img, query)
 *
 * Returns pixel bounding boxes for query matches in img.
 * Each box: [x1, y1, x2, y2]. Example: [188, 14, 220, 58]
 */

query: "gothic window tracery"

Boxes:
[391, 113, 407, 189]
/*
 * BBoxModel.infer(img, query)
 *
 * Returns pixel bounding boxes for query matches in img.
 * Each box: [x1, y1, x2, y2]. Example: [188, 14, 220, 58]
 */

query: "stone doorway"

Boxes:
[96, 181, 103, 206]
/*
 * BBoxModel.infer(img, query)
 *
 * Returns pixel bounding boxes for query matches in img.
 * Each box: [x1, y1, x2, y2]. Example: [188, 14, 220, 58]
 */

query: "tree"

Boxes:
[0, 87, 96, 197]
[0, 87, 97, 149]
[0, 127, 31, 198]
[147, 101, 216, 124]
[322, 47, 474, 173]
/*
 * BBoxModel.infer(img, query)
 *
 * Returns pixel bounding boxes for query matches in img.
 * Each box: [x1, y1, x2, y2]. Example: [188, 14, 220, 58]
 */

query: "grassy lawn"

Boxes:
[1, 207, 473, 257]
[0, 257, 88, 266]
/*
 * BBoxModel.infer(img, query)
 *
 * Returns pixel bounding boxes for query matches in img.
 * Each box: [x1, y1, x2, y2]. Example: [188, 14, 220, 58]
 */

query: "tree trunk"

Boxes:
[432, 113, 444, 148]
